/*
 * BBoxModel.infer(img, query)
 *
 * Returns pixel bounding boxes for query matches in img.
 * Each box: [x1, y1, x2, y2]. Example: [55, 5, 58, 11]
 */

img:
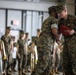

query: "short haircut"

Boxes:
[48, 6, 57, 15]
[6, 27, 11, 30]
[37, 29, 41, 32]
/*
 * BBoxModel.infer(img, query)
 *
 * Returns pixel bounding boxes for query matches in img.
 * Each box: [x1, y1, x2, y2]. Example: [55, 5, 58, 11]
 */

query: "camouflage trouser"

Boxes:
[63, 43, 76, 75]
[6, 51, 12, 70]
[31, 47, 52, 75]
[18, 54, 27, 70]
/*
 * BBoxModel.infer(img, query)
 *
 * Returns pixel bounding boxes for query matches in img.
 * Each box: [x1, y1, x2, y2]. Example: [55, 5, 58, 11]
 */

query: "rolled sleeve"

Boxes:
[51, 24, 58, 29]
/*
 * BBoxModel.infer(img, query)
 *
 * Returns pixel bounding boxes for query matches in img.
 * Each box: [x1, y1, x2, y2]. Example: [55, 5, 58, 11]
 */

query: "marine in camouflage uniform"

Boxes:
[17, 30, 27, 75]
[32, 36, 39, 47]
[1, 27, 13, 74]
[57, 4, 76, 75]
[31, 6, 58, 75]
[32, 29, 41, 46]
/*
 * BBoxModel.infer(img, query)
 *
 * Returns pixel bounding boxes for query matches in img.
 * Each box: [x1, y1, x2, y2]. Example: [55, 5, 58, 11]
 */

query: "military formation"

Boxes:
[0, 3, 76, 75]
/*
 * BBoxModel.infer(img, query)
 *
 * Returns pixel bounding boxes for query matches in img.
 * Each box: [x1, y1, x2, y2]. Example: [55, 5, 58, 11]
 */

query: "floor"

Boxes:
[0, 72, 63, 75]
[0, 60, 63, 75]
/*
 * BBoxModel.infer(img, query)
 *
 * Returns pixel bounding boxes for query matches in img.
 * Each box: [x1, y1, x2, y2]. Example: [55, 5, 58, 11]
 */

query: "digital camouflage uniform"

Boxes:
[32, 29, 41, 46]
[1, 35, 12, 71]
[31, 15, 58, 75]
[58, 14, 76, 75]
[1, 35, 12, 56]
[32, 36, 39, 46]
[17, 39, 27, 70]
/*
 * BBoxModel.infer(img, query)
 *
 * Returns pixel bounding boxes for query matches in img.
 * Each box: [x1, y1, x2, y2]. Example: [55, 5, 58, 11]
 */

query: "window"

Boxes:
[23, 10, 43, 41]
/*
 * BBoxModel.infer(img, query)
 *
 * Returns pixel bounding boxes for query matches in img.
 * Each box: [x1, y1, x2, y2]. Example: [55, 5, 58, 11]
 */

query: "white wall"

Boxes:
[0, 0, 58, 2]
[0, 10, 6, 36]
[7, 10, 22, 29]
[40, 0, 58, 2]
[0, 0, 75, 15]
[0, 1, 58, 12]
